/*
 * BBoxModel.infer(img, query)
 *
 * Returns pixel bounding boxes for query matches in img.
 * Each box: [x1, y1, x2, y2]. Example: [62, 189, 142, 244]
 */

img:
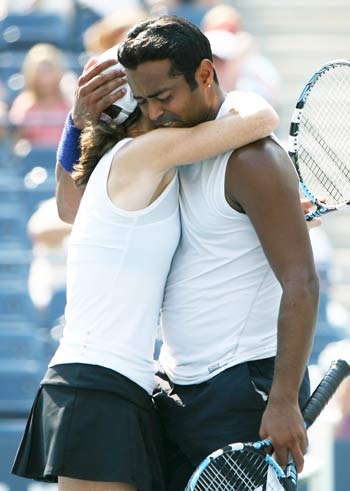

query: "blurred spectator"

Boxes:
[83, 7, 148, 54]
[202, 4, 281, 106]
[204, 29, 242, 93]
[27, 197, 71, 320]
[8, 44, 74, 147]
[201, 3, 241, 33]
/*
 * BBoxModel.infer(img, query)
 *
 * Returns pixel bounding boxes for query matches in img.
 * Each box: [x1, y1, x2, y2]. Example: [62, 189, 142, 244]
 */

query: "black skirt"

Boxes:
[12, 364, 166, 491]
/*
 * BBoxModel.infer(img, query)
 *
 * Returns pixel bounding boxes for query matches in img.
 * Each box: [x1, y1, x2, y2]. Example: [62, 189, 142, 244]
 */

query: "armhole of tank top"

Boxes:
[211, 151, 244, 218]
[101, 141, 178, 218]
[98, 137, 134, 211]
[211, 97, 248, 218]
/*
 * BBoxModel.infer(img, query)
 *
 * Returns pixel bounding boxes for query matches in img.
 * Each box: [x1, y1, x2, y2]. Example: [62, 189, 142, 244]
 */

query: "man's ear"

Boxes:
[195, 59, 215, 88]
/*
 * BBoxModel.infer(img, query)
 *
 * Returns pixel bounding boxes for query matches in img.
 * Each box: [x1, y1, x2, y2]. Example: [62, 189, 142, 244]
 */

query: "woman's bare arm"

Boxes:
[118, 92, 279, 176]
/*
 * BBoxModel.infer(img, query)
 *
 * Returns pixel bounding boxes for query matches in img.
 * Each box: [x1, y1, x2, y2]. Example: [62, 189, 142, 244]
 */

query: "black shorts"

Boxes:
[12, 363, 166, 491]
[154, 357, 310, 491]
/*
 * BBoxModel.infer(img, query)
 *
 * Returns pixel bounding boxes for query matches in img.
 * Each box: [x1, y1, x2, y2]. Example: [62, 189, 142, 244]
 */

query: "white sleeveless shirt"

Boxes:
[159, 100, 282, 384]
[50, 138, 180, 394]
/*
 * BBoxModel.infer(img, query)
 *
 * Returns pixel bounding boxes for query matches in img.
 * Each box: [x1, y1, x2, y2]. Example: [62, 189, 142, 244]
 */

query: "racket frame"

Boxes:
[185, 359, 350, 491]
[288, 59, 350, 219]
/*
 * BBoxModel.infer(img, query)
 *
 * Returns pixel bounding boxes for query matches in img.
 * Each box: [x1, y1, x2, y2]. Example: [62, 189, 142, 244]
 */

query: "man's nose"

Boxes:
[147, 99, 164, 122]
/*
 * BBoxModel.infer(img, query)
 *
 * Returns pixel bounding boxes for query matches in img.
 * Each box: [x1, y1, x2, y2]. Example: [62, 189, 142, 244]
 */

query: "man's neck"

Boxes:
[207, 86, 226, 121]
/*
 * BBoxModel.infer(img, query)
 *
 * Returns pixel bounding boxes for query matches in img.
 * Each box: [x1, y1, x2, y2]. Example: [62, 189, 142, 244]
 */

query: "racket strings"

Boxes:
[302, 116, 350, 180]
[299, 139, 345, 202]
[297, 64, 350, 205]
[192, 449, 282, 491]
[299, 116, 349, 201]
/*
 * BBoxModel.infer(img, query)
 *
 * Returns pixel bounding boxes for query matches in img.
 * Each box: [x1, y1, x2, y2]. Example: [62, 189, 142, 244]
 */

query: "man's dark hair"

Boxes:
[118, 15, 218, 90]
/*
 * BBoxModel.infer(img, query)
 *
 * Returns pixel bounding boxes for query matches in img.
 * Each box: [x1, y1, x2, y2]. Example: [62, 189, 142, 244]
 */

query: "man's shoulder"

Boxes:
[227, 136, 287, 168]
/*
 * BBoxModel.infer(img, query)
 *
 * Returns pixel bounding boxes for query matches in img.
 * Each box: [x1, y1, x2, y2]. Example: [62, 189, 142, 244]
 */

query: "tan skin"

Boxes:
[56, 57, 319, 474]
[59, 477, 136, 491]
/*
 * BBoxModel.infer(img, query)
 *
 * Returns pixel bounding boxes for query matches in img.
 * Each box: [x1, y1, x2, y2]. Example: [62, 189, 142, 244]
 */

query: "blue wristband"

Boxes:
[57, 112, 82, 172]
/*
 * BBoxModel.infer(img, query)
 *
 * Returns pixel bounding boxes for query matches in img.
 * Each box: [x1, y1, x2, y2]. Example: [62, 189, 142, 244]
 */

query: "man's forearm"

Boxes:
[270, 276, 319, 401]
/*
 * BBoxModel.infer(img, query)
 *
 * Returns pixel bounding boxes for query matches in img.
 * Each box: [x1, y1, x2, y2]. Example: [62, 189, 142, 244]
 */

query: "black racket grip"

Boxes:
[302, 359, 350, 429]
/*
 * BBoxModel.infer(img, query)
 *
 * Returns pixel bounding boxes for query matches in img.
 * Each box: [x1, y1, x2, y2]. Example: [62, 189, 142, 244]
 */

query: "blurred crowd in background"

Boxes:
[0, 1, 348, 490]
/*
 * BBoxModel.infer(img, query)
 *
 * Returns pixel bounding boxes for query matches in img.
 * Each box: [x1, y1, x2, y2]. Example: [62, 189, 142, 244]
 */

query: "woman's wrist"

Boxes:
[56, 112, 82, 172]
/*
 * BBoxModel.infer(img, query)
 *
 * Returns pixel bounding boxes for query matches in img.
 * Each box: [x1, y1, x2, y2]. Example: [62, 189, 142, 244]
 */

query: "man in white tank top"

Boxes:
[56, 16, 319, 491]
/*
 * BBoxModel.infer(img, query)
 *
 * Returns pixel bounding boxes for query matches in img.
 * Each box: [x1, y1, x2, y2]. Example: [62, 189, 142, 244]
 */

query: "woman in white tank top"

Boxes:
[12, 61, 279, 491]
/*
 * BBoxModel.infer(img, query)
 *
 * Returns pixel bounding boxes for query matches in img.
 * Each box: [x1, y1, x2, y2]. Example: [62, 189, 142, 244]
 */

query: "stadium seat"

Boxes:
[18, 148, 57, 216]
[0, 141, 16, 171]
[0, 419, 29, 491]
[168, 6, 209, 27]
[335, 440, 350, 491]
[0, 325, 45, 362]
[69, 3, 101, 52]
[0, 281, 38, 324]
[0, 173, 25, 205]
[0, 50, 26, 104]
[0, 359, 43, 417]
[0, 204, 31, 247]
[0, 13, 72, 51]
[14, 147, 57, 176]
[0, 248, 32, 282]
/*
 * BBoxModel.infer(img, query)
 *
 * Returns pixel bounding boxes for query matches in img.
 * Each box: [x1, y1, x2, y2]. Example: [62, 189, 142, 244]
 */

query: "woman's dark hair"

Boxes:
[72, 107, 141, 187]
[118, 15, 218, 90]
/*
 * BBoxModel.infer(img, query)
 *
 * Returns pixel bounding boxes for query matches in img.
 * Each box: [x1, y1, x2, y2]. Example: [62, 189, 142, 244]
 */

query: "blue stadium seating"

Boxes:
[169, 5, 209, 27]
[0, 419, 59, 491]
[0, 359, 43, 417]
[0, 248, 32, 282]
[14, 147, 57, 177]
[0, 173, 25, 206]
[0, 13, 72, 51]
[22, 181, 56, 220]
[0, 419, 29, 491]
[0, 325, 45, 362]
[0, 281, 38, 324]
[0, 203, 31, 247]
[0, 50, 26, 104]
[335, 440, 350, 491]
[13, 147, 56, 216]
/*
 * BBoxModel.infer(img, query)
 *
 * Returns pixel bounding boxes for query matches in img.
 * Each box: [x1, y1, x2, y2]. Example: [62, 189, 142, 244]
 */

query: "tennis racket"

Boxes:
[288, 60, 350, 220]
[185, 359, 350, 491]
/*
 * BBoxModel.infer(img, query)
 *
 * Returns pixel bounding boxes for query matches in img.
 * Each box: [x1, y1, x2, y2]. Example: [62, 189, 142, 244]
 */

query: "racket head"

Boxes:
[186, 359, 350, 491]
[185, 442, 296, 491]
[288, 60, 350, 210]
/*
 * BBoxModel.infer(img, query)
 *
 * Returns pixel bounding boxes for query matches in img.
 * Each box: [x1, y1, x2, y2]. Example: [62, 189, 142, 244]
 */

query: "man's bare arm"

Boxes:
[225, 137, 319, 472]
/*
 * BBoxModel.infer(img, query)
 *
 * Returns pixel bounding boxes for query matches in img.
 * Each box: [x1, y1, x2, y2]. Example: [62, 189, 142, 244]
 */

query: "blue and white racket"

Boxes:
[288, 60, 350, 220]
[185, 359, 350, 491]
